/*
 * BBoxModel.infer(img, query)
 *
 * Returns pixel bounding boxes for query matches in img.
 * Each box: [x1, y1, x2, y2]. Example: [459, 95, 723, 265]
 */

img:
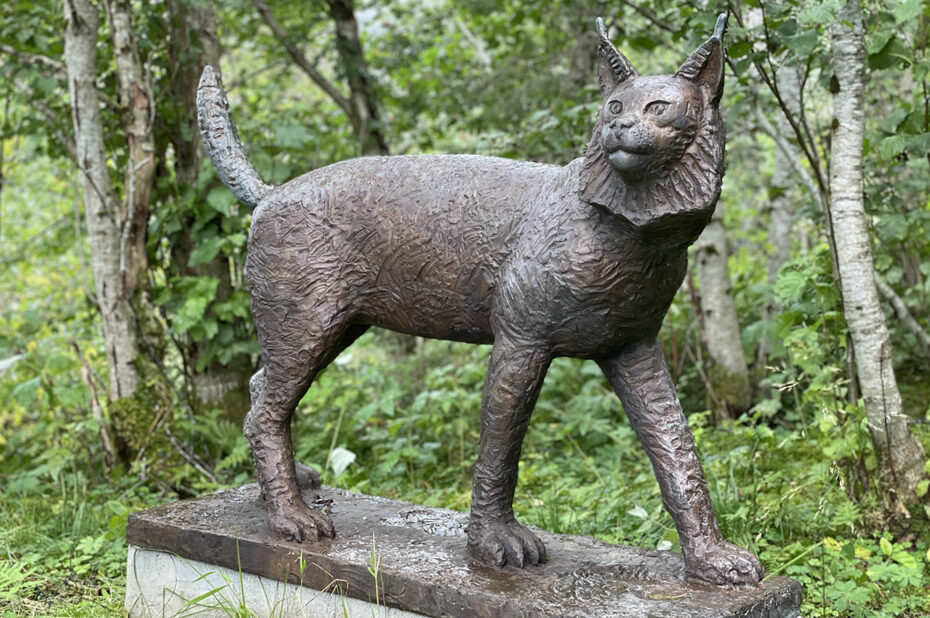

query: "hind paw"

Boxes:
[267, 499, 335, 543]
[685, 540, 764, 587]
[467, 518, 546, 568]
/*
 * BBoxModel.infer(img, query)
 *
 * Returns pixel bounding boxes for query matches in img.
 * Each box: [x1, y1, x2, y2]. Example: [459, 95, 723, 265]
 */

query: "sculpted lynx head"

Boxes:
[581, 15, 728, 240]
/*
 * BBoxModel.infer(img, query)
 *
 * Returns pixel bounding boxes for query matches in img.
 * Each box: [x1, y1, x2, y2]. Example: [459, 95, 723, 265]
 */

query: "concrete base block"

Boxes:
[125, 545, 422, 617]
[125, 484, 802, 617]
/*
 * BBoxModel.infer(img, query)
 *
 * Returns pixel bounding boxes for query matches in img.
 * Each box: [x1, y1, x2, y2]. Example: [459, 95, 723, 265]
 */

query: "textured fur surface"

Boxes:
[197, 13, 764, 587]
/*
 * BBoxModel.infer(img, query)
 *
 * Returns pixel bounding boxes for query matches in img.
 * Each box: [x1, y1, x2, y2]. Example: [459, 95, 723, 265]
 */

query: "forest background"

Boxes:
[1, 0, 930, 615]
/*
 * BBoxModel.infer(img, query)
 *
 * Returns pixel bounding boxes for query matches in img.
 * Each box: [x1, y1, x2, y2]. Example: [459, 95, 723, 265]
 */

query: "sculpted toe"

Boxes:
[267, 501, 335, 543]
[686, 541, 764, 587]
[468, 520, 546, 568]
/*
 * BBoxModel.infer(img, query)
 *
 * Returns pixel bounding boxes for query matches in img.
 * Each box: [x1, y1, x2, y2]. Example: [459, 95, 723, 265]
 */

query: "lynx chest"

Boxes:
[495, 205, 687, 358]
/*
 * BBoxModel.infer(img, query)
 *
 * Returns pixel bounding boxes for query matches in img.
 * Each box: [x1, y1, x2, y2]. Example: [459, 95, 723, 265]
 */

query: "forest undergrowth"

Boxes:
[1, 330, 929, 616]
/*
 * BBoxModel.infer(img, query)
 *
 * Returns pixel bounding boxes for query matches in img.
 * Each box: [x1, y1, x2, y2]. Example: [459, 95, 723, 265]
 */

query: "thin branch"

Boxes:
[618, 0, 674, 32]
[874, 273, 930, 359]
[755, 108, 823, 208]
[25, 82, 77, 159]
[164, 426, 218, 483]
[252, 0, 354, 120]
[2, 48, 119, 110]
[0, 43, 66, 73]
[452, 16, 492, 68]
[727, 2, 829, 196]
[226, 58, 288, 91]
[72, 341, 116, 470]
[71, 176, 98, 307]
[119, 156, 151, 276]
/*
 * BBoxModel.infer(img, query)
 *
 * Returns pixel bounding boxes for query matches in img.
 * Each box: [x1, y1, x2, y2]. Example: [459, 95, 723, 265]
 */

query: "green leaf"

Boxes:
[880, 537, 893, 556]
[171, 277, 219, 334]
[893, 0, 923, 24]
[783, 30, 819, 57]
[798, 0, 837, 26]
[773, 269, 809, 304]
[329, 447, 356, 475]
[878, 135, 906, 160]
[728, 40, 753, 58]
[188, 235, 225, 267]
[867, 29, 895, 55]
[869, 36, 911, 70]
[11, 377, 41, 406]
[206, 186, 234, 217]
[891, 550, 917, 569]
[273, 124, 315, 150]
[916, 479, 929, 498]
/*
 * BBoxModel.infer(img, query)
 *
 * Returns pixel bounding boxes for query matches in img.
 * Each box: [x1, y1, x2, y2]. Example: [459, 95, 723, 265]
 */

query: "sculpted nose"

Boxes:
[609, 115, 636, 130]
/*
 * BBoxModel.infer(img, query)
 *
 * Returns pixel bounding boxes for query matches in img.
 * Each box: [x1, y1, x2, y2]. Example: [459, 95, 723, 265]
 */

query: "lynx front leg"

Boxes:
[467, 337, 550, 568]
[599, 339, 764, 586]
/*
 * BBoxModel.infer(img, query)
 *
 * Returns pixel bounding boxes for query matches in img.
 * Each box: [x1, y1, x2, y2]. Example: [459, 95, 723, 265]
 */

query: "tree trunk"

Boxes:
[107, 0, 156, 296]
[324, 0, 389, 156]
[65, 0, 136, 400]
[695, 204, 752, 418]
[766, 65, 800, 298]
[165, 0, 254, 420]
[757, 65, 801, 368]
[65, 0, 164, 462]
[166, 0, 220, 186]
[252, 0, 388, 154]
[830, 0, 925, 497]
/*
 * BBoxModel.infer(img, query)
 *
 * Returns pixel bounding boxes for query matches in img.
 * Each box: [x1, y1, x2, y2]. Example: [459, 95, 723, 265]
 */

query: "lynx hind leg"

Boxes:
[244, 305, 355, 543]
[251, 368, 320, 491]
[245, 315, 370, 542]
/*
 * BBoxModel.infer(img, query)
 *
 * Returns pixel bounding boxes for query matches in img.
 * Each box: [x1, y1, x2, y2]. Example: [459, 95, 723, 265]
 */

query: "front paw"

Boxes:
[467, 518, 546, 568]
[685, 540, 764, 586]
[267, 499, 335, 544]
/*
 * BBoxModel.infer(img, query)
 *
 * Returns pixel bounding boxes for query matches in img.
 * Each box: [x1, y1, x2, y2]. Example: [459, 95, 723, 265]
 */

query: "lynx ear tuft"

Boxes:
[596, 17, 637, 97]
[675, 13, 727, 104]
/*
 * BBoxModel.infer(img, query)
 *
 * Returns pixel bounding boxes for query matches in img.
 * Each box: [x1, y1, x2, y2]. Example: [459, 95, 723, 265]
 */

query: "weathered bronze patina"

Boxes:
[196, 13, 763, 586]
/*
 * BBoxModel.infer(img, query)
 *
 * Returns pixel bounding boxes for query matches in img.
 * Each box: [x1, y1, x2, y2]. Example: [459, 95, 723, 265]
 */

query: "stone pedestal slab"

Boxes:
[125, 484, 801, 617]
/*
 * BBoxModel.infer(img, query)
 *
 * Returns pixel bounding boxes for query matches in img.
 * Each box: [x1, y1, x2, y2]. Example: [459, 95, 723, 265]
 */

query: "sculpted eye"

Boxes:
[607, 100, 623, 115]
[645, 100, 670, 115]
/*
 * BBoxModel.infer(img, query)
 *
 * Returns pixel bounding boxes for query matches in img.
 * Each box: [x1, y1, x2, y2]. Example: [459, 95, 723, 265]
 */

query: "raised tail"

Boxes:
[197, 66, 272, 208]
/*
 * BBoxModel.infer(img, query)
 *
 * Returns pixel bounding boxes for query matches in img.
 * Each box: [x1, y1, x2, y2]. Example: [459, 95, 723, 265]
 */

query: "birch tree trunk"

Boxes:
[64, 0, 139, 400]
[107, 0, 156, 298]
[830, 0, 925, 497]
[695, 204, 751, 417]
[65, 0, 164, 462]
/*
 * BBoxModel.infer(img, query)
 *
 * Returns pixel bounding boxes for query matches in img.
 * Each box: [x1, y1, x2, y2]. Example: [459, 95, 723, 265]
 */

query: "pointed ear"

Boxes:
[596, 17, 637, 98]
[675, 13, 728, 104]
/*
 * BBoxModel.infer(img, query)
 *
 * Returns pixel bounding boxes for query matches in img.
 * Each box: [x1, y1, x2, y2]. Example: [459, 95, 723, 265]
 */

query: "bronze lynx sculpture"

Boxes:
[196, 13, 764, 586]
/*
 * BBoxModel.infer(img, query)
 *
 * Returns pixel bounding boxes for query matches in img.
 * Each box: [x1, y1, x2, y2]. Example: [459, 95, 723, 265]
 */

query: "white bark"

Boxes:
[107, 0, 155, 294]
[695, 203, 751, 416]
[830, 0, 925, 495]
[64, 0, 140, 400]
